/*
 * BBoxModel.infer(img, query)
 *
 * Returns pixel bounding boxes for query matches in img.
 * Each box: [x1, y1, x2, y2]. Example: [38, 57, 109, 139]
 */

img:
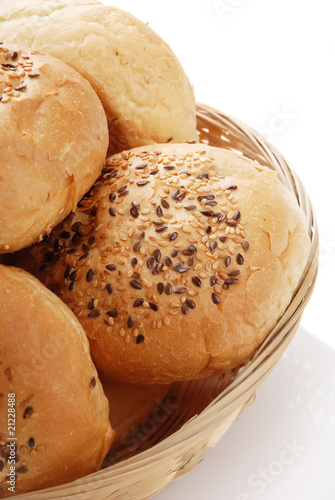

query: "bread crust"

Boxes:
[0, 265, 114, 496]
[0, 43, 108, 253]
[16, 144, 310, 384]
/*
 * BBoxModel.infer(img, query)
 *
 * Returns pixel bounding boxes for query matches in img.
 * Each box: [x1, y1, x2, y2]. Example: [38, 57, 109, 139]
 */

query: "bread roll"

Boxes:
[16, 144, 310, 384]
[0, 43, 108, 254]
[102, 381, 171, 451]
[0, 265, 114, 496]
[0, 0, 198, 155]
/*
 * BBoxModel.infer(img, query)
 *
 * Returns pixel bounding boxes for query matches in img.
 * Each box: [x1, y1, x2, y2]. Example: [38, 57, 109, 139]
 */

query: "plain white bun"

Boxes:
[0, 43, 109, 253]
[0, 265, 114, 496]
[0, 0, 198, 154]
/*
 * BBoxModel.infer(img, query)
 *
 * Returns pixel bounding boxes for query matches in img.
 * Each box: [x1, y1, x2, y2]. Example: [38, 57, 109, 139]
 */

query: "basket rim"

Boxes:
[19, 103, 319, 499]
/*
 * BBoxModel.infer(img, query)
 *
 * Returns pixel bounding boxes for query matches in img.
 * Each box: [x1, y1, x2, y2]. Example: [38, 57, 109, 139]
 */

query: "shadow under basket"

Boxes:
[23, 104, 319, 500]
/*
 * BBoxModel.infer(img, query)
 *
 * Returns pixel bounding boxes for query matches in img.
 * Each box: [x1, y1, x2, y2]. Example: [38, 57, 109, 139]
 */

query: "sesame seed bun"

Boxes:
[15, 144, 310, 384]
[0, 264, 115, 496]
[0, 0, 198, 155]
[0, 43, 108, 254]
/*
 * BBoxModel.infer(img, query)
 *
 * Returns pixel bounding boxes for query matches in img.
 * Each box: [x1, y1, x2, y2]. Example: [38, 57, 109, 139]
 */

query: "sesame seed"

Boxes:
[119, 190, 129, 197]
[228, 270, 240, 277]
[165, 283, 172, 295]
[60, 231, 71, 239]
[28, 437, 35, 448]
[118, 185, 128, 193]
[88, 309, 100, 318]
[86, 269, 94, 282]
[212, 293, 221, 304]
[133, 241, 141, 252]
[169, 232, 178, 242]
[154, 249, 161, 262]
[107, 310, 118, 317]
[136, 163, 147, 169]
[236, 253, 244, 265]
[225, 256, 231, 268]
[161, 199, 170, 208]
[227, 185, 237, 190]
[157, 282, 164, 294]
[186, 298, 196, 309]
[130, 280, 142, 290]
[149, 302, 158, 311]
[109, 194, 116, 202]
[156, 206, 163, 217]
[219, 236, 227, 243]
[210, 241, 217, 252]
[106, 264, 117, 271]
[182, 303, 189, 314]
[147, 257, 155, 269]
[226, 220, 237, 227]
[109, 207, 116, 216]
[188, 255, 195, 266]
[107, 284, 113, 295]
[23, 406, 34, 419]
[131, 258, 138, 267]
[165, 256, 172, 267]
[17, 466, 29, 474]
[206, 226, 212, 234]
[90, 377, 96, 388]
[137, 180, 150, 186]
[136, 334, 145, 344]
[242, 241, 249, 251]
[173, 262, 184, 271]
[175, 287, 186, 294]
[156, 226, 167, 233]
[138, 231, 145, 240]
[192, 276, 202, 287]
[150, 169, 159, 175]
[133, 298, 145, 307]
[210, 276, 217, 286]
[225, 278, 238, 285]
[130, 207, 139, 218]
[172, 249, 179, 257]
[171, 189, 180, 199]
[127, 316, 135, 328]
[200, 210, 214, 217]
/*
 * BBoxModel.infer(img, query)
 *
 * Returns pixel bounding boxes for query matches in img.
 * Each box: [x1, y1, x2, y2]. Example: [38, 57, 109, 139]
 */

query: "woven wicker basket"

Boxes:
[22, 103, 318, 500]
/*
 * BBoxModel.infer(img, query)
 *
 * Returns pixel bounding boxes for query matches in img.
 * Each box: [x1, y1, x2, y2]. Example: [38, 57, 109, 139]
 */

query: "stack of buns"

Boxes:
[0, 1, 310, 497]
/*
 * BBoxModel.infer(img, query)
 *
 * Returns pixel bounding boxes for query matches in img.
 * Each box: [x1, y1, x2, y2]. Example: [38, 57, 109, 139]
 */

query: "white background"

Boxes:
[102, 1, 334, 498]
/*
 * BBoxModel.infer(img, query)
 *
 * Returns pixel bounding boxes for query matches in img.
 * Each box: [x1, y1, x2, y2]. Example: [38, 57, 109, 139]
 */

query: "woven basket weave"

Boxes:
[22, 103, 318, 500]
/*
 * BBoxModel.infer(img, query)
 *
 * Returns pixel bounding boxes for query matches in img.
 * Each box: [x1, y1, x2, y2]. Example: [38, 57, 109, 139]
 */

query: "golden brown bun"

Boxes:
[0, 265, 114, 496]
[15, 144, 310, 384]
[0, 43, 108, 254]
[102, 381, 171, 451]
[0, 0, 198, 155]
